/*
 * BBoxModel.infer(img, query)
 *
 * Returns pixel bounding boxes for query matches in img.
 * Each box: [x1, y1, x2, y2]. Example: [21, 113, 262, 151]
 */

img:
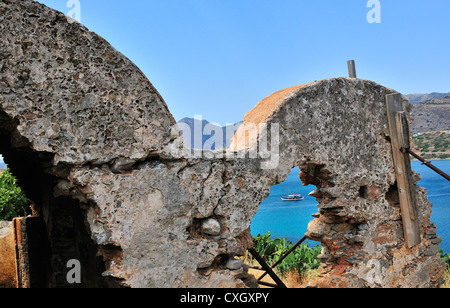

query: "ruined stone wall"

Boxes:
[232, 78, 446, 287]
[0, 0, 445, 288]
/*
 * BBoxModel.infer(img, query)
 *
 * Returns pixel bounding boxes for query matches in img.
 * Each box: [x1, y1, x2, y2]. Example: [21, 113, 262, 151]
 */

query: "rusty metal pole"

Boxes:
[402, 147, 450, 182]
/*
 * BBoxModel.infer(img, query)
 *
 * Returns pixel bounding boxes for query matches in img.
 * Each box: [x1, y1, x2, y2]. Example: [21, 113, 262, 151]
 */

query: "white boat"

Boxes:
[281, 194, 304, 201]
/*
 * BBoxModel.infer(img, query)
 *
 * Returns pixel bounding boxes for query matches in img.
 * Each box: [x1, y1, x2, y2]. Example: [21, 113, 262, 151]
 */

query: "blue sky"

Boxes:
[37, 0, 449, 125]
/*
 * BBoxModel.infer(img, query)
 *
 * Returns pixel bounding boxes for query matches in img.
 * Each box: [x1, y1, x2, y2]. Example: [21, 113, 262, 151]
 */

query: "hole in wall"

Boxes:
[385, 183, 400, 207]
[359, 186, 369, 199]
[0, 155, 33, 220]
[251, 167, 319, 244]
[248, 166, 322, 287]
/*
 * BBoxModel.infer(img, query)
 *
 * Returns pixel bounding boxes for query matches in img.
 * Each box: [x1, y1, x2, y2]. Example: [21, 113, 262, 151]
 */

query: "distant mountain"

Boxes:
[177, 117, 242, 150]
[410, 96, 450, 134]
[177, 91, 450, 145]
[405, 92, 450, 104]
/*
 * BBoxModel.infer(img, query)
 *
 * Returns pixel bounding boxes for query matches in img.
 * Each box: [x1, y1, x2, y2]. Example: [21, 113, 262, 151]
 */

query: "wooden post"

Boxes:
[385, 94, 421, 248]
[13, 218, 30, 288]
[347, 60, 357, 78]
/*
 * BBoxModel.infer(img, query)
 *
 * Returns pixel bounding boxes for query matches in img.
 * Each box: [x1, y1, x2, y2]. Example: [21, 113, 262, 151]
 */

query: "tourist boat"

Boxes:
[281, 194, 304, 201]
[281, 186, 305, 201]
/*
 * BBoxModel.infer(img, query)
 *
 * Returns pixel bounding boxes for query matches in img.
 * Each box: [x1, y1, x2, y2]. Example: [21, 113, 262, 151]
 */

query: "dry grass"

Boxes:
[284, 269, 320, 288]
[248, 268, 320, 288]
[247, 268, 277, 288]
[442, 268, 450, 288]
[250, 267, 450, 288]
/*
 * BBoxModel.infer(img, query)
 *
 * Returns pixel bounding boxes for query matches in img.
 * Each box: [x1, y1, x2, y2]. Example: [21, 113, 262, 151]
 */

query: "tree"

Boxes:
[0, 168, 31, 221]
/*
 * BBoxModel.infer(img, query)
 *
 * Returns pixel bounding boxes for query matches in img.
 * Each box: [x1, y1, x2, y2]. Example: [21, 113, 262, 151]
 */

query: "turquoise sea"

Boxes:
[250, 160, 450, 253]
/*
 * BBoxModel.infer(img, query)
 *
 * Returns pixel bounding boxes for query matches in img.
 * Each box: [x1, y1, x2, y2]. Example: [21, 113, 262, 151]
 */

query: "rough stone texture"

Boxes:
[201, 218, 221, 236]
[0, 0, 175, 166]
[0, 0, 445, 288]
[226, 258, 244, 270]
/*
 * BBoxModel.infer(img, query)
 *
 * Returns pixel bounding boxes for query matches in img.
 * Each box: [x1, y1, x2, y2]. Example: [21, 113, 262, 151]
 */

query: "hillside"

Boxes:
[410, 96, 450, 134]
[405, 92, 450, 104]
[412, 130, 450, 160]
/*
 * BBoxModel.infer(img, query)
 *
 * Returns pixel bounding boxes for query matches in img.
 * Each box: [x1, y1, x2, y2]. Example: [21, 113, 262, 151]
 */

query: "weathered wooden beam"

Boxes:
[258, 235, 307, 281]
[396, 112, 420, 223]
[248, 248, 287, 288]
[257, 280, 279, 288]
[385, 94, 421, 248]
[13, 217, 30, 288]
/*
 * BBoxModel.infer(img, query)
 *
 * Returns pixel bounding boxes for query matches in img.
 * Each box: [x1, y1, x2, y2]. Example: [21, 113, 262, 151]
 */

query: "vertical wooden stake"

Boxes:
[347, 60, 357, 78]
[13, 218, 30, 288]
[385, 94, 421, 248]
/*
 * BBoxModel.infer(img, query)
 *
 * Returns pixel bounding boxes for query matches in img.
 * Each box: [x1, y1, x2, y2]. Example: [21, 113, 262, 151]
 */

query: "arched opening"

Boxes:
[247, 163, 335, 288]
[0, 157, 32, 220]
[0, 111, 112, 288]
[251, 167, 318, 242]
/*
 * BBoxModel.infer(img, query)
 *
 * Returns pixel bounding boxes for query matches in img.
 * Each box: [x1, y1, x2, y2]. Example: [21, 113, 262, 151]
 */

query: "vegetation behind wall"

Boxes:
[0, 168, 31, 221]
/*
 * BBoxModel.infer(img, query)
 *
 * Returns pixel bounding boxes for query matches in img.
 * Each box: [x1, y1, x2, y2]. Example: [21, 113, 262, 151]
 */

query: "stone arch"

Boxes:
[230, 78, 446, 287]
[0, 0, 445, 288]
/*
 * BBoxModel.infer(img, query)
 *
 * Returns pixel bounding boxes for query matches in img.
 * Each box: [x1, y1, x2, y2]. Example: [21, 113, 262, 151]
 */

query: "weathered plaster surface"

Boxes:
[0, 0, 175, 166]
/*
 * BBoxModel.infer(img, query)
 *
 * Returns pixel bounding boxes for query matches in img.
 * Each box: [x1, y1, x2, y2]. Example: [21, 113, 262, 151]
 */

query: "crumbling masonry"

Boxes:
[0, 0, 445, 288]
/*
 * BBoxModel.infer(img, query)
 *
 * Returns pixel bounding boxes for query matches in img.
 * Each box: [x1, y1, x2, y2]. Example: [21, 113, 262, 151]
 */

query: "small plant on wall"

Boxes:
[0, 168, 31, 221]
[440, 249, 450, 268]
[250, 232, 321, 279]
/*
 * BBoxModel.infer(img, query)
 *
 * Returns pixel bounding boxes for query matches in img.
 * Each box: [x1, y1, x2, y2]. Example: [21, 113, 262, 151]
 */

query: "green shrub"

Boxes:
[0, 168, 31, 221]
[440, 249, 450, 268]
